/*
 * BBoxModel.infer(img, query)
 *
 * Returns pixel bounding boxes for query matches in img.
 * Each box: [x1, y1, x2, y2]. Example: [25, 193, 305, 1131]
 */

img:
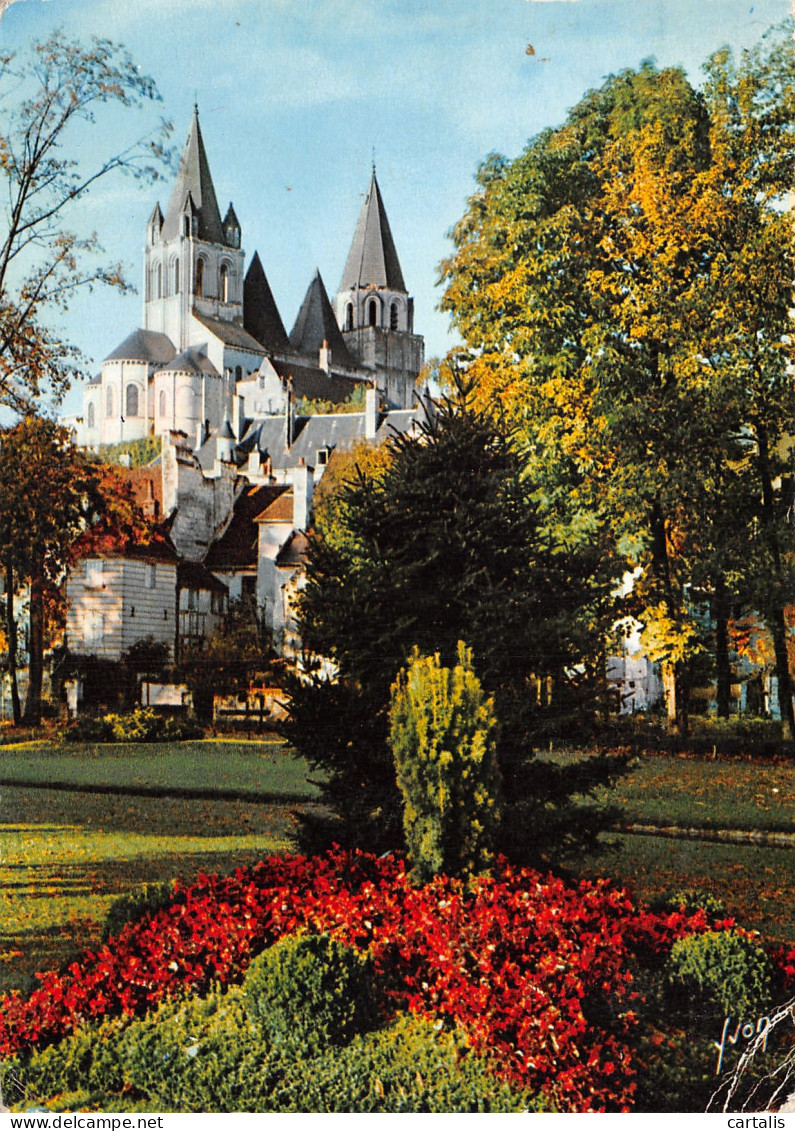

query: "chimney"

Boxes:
[319, 339, 331, 374]
[289, 459, 313, 531]
[283, 378, 296, 448]
[365, 385, 379, 440]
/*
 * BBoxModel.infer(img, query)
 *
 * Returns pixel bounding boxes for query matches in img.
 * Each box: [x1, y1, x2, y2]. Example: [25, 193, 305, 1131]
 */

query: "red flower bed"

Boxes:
[0, 852, 741, 1111]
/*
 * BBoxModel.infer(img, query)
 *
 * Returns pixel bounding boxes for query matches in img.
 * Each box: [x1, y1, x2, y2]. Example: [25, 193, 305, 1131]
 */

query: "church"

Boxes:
[73, 107, 424, 452]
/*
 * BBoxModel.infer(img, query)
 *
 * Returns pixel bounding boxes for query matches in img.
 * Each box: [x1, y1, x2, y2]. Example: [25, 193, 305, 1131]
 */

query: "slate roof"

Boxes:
[270, 357, 366, 405]
[239, 407, 424, 471]
[193, 310, 266, 354]
[204, 484, 291, 571]
[104, 329, 176, 365]
[243, 252, 289, 353]
[275, 530, 310, 569]
[162, 347, 220, 376]
[339, 170, 407, 293]
[177, 559, 228, 594]
[289, 270, 352, 366]
[161, 107, 227, 245]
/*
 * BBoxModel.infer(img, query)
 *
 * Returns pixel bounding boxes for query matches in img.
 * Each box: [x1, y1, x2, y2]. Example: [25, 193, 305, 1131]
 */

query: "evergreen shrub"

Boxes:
[389, 641, 502, 881]
[101, 880, 179, 943]
[664, 929, 774, 1024]
[243, 933, 378, 1053]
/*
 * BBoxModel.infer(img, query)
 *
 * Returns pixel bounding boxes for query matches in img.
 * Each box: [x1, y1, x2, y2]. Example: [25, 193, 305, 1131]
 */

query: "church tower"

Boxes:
[144, 106, 245, 351]
[334, 169, 424, 408]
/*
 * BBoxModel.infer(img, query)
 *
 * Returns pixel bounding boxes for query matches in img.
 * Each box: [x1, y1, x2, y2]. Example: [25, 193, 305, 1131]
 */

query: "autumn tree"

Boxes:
[0, 31, 170, 410]
[0, 417, 151, 724]
[439, 24, 795, 735]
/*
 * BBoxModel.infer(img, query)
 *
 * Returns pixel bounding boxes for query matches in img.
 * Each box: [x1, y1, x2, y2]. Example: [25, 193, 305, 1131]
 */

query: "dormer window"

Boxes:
[316, 448, 330, 466]
[183, 215, 190, 237]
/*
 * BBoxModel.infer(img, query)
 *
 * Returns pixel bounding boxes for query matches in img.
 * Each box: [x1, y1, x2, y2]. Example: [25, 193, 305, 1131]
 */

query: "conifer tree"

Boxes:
[389, 642, 502, 882]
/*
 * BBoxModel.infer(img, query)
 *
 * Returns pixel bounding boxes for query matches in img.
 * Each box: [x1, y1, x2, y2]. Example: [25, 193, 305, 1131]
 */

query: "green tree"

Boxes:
[439, 26, 795, 735]
[389, 642, 502, 882]
[281, 381, 625, 862]
[0, 31, 170, 411]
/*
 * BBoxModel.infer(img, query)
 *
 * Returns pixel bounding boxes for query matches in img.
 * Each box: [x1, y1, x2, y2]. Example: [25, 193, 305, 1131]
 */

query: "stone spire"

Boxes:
[161, 105, 226, 245]
[338, 169, 406, 293]
[244, 252, 289, 353]
[290, 269, 352, 366]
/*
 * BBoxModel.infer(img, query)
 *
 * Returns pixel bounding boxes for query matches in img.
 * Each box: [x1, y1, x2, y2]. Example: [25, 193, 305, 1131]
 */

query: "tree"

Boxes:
[439, 24, 795, 736]
[280, 381, 625, 862]
[0, 31, 170, 411]
[389, 642, 502, 883]
[0, 417, 148, 724]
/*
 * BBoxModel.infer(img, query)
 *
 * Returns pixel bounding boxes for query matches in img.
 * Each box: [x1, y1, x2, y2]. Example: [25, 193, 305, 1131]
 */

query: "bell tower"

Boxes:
[334, 168, 424, 408]
[144, 106, 245, 350]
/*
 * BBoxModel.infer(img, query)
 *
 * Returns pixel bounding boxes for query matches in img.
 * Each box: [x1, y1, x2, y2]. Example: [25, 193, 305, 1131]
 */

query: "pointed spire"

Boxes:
[244, 252, 289, 353]
[338, 170, 406, 293]
[161, 106, 226, 244]
[290, 270, 352, 366]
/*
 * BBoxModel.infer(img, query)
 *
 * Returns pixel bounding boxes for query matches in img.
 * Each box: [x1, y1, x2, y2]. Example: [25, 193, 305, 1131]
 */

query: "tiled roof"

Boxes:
[338, 170, 407, 293]
[193, 310, 267, 354]
[104, 329, 176, 365]
[204, 484, 291, 570]
[271, 357, 366, 405]
[275, 530, 309, 568]
[177, 559, 228, 593]
[162, 347, 220, 376]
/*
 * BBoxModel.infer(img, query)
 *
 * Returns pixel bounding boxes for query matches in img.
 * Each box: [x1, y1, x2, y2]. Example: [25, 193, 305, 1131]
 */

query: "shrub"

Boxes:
[664, 930, 774, 1025]
[389, 642, 502, 882]
[102, 880, 179, 943]
[243, 933, 378, 1054]
[62, 707, 201, 744]
[651, 888, 728, 920]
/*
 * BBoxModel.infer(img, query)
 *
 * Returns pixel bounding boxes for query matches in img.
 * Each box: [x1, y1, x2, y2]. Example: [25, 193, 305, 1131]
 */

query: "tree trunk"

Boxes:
[651, 500, 690, 736]
[714, 575, 732, 718]
[756, 424, 795, 741]
[4, 559, 21, 725]
[22, 570, 44, 726]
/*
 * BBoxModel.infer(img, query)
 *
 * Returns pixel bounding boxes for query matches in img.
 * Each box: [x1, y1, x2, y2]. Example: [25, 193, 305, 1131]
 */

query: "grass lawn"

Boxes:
[547, 748, 795, 834]
[0, 740, 321, 995]
[569, 832, 795, 945]
[0, 738, 320, 799]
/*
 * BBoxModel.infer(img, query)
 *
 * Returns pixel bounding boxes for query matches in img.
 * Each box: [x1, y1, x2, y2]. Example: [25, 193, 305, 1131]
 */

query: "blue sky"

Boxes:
[0, 0, 790, 417]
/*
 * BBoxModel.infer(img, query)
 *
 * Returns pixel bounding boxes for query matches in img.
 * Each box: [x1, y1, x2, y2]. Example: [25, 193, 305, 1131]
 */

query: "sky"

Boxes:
[0, 0, 791, 418]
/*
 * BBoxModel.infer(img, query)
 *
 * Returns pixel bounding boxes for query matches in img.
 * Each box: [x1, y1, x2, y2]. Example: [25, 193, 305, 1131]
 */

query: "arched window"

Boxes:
[367, 299, 378, 328]
[345, 303, 354, 331]
[220, 263, 229, 303]
[156, 263, 162, 299]
[106, 386, 114, 418]
[174, 260, 180, 294]
[126, 383, 139, 417]
[87, 402, 95, 429]
[195, 257, 205, 297]
[159, 390, 166, 417]
[390, 302, 399, 331]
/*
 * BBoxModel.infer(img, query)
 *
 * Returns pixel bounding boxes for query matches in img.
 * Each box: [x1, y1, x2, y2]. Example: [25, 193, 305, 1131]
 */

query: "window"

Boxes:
[390, 302, 399, 331]
[174, 259, 180, 294]
[87, 402, 95, 429]
[220, 263, 229, 303]
[345, 303, 354, 331]
[183, 215, 190, 237]
[84, 610, 104, 650]
[316, 448, 330, 466]
[85, 560, 103, 588]
[241, 575, 256, 601]
[235, 365, 242, 383]
[367, 299, 378, 327]
[156, 263, 162, 299]
[126, 383, 139, 417]
[159, 390, 167, 417]
[195, 257, 205, 297]
[106, 386, 114, 417]
[145, 563, 156, 589]
[187, 588, 198, 610]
